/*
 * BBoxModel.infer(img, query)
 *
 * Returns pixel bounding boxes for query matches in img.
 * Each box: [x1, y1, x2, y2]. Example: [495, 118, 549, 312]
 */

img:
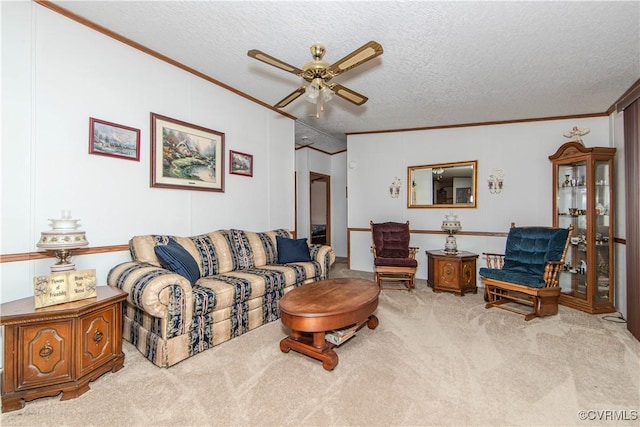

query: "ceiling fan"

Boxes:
[247, 41, 383, 114]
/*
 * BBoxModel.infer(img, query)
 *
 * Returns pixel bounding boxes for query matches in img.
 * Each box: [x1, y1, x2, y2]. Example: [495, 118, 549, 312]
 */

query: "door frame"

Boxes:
[309, 172, 331, 245]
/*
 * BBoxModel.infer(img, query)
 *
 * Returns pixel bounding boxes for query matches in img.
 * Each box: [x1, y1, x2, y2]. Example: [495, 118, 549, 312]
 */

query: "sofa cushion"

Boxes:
[154, 240, 201, 285]
[276, 236, 312, 263]
[129, 229, 297, 274]
[225, 229, 256, 270]
[194, 262, 322, 314]
[256, 229, 293, 265]
[189, 231, 233, 276]
[194, 268, 288, 315]
[129, 235, 170, 267]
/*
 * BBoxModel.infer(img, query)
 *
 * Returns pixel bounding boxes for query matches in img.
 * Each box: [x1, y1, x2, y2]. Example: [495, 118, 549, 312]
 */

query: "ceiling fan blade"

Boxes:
[323, 41, 383, 78]
[248, 49, 304, 75]
[329, 84, 369, 106]
[274, 87, 306, 108]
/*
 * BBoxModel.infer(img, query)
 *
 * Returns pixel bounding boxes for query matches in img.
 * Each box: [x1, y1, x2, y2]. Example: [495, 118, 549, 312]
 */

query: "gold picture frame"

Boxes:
[150, 113, 225, 192]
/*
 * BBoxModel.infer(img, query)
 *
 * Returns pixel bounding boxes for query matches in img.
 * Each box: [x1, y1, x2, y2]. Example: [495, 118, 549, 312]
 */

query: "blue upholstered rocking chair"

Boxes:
[479, 223, 573, 321]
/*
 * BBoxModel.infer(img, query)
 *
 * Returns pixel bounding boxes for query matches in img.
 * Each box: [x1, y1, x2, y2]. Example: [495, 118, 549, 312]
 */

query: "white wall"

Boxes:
[347, 116, 628, 315]
[331, 152, 348, 257]
[1, 2, 295, 303]
[295, 148, 348, 257]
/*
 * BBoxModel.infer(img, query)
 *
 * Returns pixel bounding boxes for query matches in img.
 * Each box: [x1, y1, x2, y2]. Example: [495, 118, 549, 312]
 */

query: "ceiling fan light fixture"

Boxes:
[321, 86, 333, 103]
[248, 41, 382, 112]
[305, 78, 333, 118]
[305, 83, 319, 103]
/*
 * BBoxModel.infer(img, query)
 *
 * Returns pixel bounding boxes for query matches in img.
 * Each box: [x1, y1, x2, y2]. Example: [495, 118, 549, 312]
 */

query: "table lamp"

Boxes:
[441, 213, 461, 254]
[36, 210, 89, 272]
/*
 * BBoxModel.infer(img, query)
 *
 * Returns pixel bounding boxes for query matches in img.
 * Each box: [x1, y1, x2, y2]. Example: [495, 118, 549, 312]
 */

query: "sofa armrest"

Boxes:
[483, 252, 505, 269]
[309, 244, 336, 279]
[107, 261, 194, 322]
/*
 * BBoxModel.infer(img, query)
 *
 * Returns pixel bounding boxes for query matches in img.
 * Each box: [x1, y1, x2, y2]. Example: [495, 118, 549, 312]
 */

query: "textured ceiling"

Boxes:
[51, 1, 640, 153]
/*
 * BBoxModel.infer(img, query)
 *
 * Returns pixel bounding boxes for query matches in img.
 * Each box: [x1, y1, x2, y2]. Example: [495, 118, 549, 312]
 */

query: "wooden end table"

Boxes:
[1, 286, 126, 412]
[279, 278, 379, 370]
[426, 250, 479, 296]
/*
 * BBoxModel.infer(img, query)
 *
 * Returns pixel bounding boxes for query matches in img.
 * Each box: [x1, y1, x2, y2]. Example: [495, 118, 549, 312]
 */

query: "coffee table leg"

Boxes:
[367, 314, 379, 329]
[279, 331, 339, 371]
[321, 350, 339, 371]
[279, 337, 292, 353]
[312, 331, 325, 348]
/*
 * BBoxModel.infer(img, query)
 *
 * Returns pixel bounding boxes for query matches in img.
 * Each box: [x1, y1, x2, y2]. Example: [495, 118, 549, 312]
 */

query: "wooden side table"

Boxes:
[426, 250, 478, 296]
[1, 286, 126, 412]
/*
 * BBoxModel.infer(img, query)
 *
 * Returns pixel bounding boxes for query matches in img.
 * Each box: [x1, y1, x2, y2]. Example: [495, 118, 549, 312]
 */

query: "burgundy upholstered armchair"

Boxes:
[370, 221, 418, 291]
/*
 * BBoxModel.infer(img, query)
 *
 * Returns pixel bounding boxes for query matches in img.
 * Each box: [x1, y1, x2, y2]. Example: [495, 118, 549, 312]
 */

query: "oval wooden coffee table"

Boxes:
[279, 278, 379, 370]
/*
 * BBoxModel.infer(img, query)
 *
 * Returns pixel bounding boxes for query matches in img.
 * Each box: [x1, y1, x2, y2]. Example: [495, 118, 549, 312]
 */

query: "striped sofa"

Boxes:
[108, 228, 335, 367]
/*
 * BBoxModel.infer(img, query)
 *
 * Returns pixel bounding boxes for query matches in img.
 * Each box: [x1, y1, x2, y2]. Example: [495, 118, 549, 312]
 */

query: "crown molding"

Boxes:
[346, 112, 608, 136]
[610, 78, 640, 114]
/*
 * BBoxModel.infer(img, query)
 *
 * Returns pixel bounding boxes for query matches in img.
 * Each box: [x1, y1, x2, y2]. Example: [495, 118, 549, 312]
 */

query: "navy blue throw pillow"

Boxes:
[154, 240, 200, 285]
[276, 236, 312, 264]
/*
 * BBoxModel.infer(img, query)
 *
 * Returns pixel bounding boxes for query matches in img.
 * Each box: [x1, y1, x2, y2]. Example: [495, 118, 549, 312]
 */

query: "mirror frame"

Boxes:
[407, 160, 478, 208]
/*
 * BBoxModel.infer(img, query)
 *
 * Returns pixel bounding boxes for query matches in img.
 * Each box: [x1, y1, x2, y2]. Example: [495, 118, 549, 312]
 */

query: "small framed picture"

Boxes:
[150, 113, 225, 192]
[229, 150, 253, 177]
[89, 117, 141, 161]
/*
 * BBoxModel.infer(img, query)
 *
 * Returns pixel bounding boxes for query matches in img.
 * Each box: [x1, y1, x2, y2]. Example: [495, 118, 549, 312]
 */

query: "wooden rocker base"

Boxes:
[375, 267, 416, 291]
[484, 279, 561, 321]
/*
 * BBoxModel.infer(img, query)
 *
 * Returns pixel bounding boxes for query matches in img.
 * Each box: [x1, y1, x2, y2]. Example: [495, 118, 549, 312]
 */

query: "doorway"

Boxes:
[310, 172, 330, 245]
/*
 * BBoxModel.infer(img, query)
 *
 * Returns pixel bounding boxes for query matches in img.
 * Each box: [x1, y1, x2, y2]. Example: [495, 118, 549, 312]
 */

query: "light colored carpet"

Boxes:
[2, 261, 639, 426]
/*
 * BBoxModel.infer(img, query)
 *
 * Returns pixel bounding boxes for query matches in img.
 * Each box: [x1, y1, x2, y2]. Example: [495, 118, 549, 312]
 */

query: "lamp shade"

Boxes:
[36, 230, 89, 250]
[37, 213, 89, 272]
[37, 217, 88, 250]
[441, 213, 462, 234]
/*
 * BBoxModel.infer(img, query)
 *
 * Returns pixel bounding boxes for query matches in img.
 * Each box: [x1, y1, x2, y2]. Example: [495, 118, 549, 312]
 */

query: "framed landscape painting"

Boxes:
[89, 117, 140, 161]
[150, 113, 225, 192]
[229, 150, 253, 177]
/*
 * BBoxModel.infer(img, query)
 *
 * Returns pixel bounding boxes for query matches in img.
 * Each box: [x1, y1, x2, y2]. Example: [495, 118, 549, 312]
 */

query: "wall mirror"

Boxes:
[407, 160, 477, 208]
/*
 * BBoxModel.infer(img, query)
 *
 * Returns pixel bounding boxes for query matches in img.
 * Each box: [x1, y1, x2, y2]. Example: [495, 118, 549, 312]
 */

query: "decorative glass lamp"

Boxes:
[36, 210, 89, 272]
[441, 213, 462, 254]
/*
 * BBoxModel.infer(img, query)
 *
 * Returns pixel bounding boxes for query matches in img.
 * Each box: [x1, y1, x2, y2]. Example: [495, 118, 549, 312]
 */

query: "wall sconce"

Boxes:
[488, 169, 504, 194]
[389, 177, 402, 198]
[36, 210, 89, 272]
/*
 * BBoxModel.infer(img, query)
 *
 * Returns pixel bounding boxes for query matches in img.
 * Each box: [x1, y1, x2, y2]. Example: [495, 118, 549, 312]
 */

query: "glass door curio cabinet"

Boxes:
[549, 141, 616, 314]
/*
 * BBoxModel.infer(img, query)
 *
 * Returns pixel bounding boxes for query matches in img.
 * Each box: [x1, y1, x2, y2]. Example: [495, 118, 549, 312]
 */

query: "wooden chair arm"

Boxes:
[483, 252, 505, 269]
[409, 247, 419, 259]
[543, 260, 564, 287]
